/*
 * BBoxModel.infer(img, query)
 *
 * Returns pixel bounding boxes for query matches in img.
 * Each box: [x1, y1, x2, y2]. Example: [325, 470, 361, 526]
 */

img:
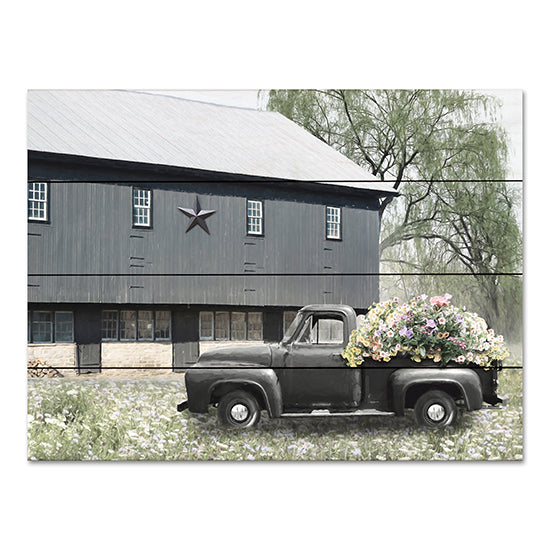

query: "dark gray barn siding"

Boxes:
[27, 274, 379, 308]
[28, 158, 382, 309]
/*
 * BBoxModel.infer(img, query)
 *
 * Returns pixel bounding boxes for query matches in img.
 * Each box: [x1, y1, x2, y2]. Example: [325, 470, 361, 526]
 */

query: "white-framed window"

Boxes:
[247, 199, 263, 235]
[133, 188, 152, 227]
[199, 312, 214, 340]
[28, 182, 48, 221]
[215, 312, 230, 341]
[55, 312, 74, 343]
[28, 310, 74, 343]
[120, 310, 137, 340]
[102, 310, 171, 341]
[199, 311, 263, 341]
[101, 310, 119, 341]
[31, 311, 53, 343]
[154, 311, 171, 340]
[137, 310, 154, 341]
[326, 206, 341, 240]
[230, 312, 247, 340]
[247, 312, 263, 341]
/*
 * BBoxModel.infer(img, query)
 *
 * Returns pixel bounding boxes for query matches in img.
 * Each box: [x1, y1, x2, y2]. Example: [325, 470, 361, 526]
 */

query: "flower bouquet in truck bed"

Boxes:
[342, 294, 509, 368]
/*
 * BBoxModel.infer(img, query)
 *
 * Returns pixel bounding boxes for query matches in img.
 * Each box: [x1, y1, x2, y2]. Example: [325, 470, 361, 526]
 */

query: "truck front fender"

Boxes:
[390, 368, 483, 416]
[185, 367, 283, 417]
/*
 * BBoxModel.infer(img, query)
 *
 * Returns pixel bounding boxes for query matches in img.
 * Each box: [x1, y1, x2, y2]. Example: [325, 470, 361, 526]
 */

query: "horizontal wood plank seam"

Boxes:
[28, 272, 524, 277]
[27, 179, 523, 183]
[27, 365, 524, 370]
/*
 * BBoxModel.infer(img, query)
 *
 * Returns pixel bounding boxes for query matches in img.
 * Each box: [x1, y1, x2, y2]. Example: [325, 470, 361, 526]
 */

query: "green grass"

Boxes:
[27, 369, 523, 461]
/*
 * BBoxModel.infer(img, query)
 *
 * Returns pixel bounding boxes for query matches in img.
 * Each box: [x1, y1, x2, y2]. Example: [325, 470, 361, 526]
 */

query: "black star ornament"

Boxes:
[178, 196, 216, 234]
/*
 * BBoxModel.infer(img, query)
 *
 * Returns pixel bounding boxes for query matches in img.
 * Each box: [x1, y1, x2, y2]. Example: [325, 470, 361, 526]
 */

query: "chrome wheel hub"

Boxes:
[427, 403, 445, 422]
[230, 403, 249, 422]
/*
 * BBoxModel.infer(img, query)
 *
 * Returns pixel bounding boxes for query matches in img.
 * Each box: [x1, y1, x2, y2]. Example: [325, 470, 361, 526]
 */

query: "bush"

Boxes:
[342, 294, 509, 368]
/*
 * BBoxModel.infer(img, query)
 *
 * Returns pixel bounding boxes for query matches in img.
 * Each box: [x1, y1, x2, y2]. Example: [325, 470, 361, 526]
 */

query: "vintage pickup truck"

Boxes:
[177, 304, 504, 428]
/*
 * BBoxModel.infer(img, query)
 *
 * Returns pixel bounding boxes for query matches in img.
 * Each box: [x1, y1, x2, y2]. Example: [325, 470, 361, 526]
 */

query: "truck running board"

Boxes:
[281, 409, 395, 418]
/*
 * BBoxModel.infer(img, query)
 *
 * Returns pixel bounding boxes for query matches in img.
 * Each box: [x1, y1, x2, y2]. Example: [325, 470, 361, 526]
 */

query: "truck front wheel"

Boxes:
[217, 390, 261, 429]
[414, 390, 457, 428]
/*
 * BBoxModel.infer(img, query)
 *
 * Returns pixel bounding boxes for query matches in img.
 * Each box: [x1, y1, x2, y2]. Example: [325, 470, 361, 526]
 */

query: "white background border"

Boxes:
[3, 1, 547, 548]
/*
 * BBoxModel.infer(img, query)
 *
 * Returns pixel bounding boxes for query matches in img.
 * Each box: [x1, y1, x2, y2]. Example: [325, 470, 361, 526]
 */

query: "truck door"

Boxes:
[279, 312, 361, 410]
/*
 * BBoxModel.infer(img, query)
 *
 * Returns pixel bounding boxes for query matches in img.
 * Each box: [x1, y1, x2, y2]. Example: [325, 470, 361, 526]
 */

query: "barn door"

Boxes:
[77, 343, 101, 374]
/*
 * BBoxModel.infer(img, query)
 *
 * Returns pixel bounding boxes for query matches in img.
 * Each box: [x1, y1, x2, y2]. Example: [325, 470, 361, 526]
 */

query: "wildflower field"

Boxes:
[27, 369, 523, 461]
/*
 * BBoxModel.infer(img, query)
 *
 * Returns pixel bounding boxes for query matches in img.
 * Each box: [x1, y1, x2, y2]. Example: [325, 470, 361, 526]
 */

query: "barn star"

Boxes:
[178, 196, 216, 234]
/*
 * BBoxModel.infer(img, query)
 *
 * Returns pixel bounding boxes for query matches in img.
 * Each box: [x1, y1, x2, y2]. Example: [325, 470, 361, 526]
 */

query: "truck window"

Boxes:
[283, 312, 302, 341]
[297, 315, 344, 345]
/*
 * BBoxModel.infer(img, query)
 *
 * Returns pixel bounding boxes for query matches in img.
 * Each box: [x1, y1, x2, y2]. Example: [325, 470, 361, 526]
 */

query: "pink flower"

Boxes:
[430, 295, 451, 307]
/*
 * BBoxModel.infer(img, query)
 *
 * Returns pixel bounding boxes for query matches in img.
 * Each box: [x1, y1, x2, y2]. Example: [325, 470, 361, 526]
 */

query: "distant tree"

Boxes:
[266, 90, 522, 340]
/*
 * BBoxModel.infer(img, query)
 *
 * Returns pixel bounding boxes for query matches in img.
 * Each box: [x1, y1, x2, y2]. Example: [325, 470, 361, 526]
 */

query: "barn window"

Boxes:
[247, 312, 263, 340]
[133, 188, 152, 227]
[247, 199, 263, 235]
[215, 312, 230, 340]
[102, 310, 171, 341]
[230, 312, 247, 340]
[120, 311, 137, 340]
[30, 311, 53, 343]
[199, 312, 214, 340]
[28, 310, 74, 343]
[55, 312, 74, 343]
[101, 310, 119, 340]
[326, 206, 341, 240]
[28, 182, 48, 222]
[137, 310, 154, 340]
[199, 311, 263, 341]
[154, 311, 171, 340]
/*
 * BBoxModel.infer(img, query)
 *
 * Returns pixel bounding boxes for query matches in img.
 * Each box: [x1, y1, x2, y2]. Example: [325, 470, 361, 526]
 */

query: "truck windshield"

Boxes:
[282, 313, 303, 343]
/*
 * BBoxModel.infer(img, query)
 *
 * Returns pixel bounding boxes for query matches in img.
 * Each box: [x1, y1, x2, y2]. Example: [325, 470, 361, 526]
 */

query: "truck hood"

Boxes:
[196, 343, 272, 368]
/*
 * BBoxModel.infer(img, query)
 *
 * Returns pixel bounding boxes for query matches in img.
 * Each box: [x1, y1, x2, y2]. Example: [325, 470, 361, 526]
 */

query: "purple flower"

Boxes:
[426, 319, 437, 329]
[399, 326, 413, 338]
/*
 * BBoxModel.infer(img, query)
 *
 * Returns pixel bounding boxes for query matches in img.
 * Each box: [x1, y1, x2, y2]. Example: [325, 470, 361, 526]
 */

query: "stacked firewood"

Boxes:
[27, 359, 64, 378]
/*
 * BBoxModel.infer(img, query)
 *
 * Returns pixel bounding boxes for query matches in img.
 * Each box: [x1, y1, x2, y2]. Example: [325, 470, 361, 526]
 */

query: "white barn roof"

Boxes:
[27, 90, 396, 194]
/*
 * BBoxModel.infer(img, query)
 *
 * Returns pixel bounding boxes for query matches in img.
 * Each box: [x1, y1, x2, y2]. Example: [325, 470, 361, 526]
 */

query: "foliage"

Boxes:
[266, 89, 509, 216]
[342, 294, 509, 368]
[266, 89, 522, 342]
[27, 373, 522, 461]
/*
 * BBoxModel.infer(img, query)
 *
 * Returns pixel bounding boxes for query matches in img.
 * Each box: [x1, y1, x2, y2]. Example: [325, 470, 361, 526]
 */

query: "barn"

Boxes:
[27, 90, 397, 373]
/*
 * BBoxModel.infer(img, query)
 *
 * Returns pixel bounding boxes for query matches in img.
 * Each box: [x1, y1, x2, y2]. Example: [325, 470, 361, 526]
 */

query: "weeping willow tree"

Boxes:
[266, 89, 522, 344]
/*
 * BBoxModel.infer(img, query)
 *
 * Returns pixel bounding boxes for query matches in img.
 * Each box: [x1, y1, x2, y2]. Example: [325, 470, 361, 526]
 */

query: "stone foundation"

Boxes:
[27, 343, 77, 368]
[101, 342, 172, 368]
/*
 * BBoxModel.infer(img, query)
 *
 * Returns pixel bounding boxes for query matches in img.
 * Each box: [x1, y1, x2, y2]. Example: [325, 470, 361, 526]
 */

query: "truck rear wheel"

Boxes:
[414, 390, 457, 428]
[217, 390, 261, 429]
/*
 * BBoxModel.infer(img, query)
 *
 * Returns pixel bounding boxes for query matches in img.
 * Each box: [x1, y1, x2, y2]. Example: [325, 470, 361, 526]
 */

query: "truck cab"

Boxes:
[275, 305, 360, 411]
[178, 304, 504, 429]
